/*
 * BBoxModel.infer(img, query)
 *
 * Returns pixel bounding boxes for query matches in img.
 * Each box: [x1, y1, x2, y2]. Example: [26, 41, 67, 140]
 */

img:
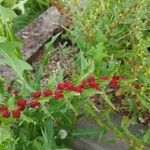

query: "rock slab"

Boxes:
[17, 6, 71, 61]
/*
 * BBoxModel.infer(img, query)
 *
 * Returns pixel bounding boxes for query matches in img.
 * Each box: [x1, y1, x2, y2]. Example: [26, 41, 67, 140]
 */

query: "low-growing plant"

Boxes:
[61, 0, 150, 148]
[0, 0, 150, 150]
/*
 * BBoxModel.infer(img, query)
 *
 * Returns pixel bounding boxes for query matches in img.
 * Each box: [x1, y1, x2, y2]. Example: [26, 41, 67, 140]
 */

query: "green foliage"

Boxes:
[33, 33, 61, 90]
[62, 0, 150, 148]
[41, 118, 56, 150]
[0, 5, 17, 23]
[13, 0, 49, 32]
[0, 0, 150, 149]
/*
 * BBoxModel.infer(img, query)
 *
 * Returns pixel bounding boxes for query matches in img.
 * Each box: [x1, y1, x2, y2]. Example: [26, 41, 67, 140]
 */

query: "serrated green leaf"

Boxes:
[42, 106, 55, 121]
[21, 114, 36, 124]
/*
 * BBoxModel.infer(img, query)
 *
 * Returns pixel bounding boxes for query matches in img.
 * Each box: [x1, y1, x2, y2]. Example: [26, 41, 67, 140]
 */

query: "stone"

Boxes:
[70, 114, 148, 150]
[0, 65, 16, 82]
[0, 7, 71, 82]
[17, 6, 71, 62]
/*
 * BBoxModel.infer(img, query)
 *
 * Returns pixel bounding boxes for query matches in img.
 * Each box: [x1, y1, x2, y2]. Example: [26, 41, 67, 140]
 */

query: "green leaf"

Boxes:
[48, 72, 57, 89]
[33, 65, 43, 90]
[84, 89, 101, 97]
[137, 94, 150, 110]
[21, 114, 36, 124]
[42, 32, 62, 66]
[0, 126, 12, 144]
[80, 50, 88, 72]
[0, 42, 32, 81]
[0, 36, 7, 43]
[57, 64, 64, 82]
[0, 5, 17, 23]
[41, 118, 56, 150]
[143, 129, 150, 144]
[101, 90, 116, 110]
[47, 100, 64, 113]
[12, 0, 28, 14]
[2, 0, 17, 7]
[41, 105, 55, 121]
[98, 126, 107, 140]
[33, 138, 42, 150]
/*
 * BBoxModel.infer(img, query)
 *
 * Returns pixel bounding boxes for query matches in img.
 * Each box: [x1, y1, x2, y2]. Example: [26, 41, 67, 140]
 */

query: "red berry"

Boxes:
[2, 110, 10, 118]
[89, 81, 100, 90]
[64, 81, 74, 90]
[54, 91, 64, 99]
[32, 91, 41, 99]
[17, 99, 27, 108]
[73, 85, 83, 93]
[57, 83, 65, 90]
[18, 106, 25, 111]
[112, 75, 123, 80]
[80, 80, 87, 89]
[30, 100, 41, 108]
[87, 76, 95, 82]
[100, 76, 109, 81]
[0, 105, 8, 112]
[43, 88, 52, 97]
[109, 79, 119, 89]
[12, 109, 21, 118]
[82, 80, 87, 85]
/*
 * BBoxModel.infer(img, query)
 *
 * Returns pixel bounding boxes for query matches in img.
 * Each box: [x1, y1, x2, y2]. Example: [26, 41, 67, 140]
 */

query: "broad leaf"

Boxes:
[0, 5, 17, 23]
[0, 41, 32, 81]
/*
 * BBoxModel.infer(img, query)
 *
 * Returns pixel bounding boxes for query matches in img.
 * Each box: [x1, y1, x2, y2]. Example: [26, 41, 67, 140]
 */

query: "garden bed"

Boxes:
[0, 1, 150, 150]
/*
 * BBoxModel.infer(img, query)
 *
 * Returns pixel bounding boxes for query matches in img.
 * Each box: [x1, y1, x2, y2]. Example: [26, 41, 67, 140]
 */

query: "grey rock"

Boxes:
[17, 6, 71, 61]
[71, 114, 148, 150]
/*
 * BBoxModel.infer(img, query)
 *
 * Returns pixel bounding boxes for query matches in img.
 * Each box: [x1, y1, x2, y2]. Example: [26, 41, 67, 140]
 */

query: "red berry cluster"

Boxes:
[109, 75, 123, 89]
[0, 99, 27, 119]
[1, 75, 125, 119]
[0, 105, 10, 118]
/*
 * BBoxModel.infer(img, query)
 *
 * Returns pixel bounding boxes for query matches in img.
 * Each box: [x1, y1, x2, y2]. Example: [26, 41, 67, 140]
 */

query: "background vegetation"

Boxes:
[0, 0, 149, 149]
